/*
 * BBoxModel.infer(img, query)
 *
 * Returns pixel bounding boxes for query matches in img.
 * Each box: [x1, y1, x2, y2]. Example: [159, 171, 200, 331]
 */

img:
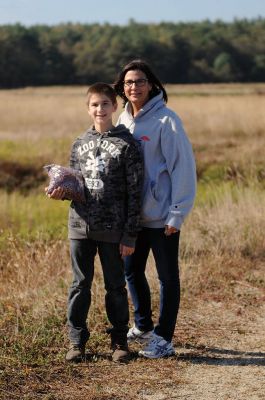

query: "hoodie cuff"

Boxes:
[165, 213, 183, 231]
[120, 233, 137, 248]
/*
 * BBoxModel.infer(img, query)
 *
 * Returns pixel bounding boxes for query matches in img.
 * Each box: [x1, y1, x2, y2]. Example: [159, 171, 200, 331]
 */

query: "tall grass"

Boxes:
[0, 190, 68, 242]
[1, 86, 264, 194]
[0, 85, 264, 397]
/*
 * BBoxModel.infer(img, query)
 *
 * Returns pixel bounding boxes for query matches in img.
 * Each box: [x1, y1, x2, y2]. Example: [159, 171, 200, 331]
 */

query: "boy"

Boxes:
[46, 83, 143, 363]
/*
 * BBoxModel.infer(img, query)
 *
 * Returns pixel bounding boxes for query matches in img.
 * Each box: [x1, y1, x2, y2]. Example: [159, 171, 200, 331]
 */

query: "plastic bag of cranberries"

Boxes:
[44, 164, 85, 203]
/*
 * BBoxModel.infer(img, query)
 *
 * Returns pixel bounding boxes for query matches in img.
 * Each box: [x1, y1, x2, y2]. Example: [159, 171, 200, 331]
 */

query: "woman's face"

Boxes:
[123, 69, 152, 109]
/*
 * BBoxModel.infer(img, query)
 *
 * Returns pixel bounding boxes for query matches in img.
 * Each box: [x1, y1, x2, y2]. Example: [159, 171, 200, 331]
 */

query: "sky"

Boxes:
[0, 0, 264, 26]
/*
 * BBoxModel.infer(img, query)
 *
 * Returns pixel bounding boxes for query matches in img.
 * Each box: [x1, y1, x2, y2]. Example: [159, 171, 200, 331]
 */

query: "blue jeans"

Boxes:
[125, 228, 180, 342]
[68, 239, 129, 347]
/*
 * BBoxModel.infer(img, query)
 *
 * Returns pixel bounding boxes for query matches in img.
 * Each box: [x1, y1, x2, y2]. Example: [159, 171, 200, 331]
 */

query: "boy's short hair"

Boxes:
[86, 82, 117, 106]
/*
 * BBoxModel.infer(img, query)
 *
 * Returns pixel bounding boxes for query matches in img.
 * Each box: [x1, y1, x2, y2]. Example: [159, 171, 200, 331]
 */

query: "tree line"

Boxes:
[0, 18, 264, 88]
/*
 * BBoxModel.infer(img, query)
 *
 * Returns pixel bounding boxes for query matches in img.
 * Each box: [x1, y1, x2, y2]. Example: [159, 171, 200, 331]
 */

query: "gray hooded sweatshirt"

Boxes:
[68, 125, 143, 247]
[117, 92, 196, 230]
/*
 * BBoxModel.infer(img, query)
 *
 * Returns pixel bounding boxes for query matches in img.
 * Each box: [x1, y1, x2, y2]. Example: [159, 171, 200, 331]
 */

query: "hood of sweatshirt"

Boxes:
[79, 124, 132, 140]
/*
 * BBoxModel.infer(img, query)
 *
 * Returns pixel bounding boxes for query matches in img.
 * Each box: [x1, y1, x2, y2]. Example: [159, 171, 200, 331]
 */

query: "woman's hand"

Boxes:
[164, 225, 178, 236]
[119, 244, 135, 258]
[45, 186, 65, 200]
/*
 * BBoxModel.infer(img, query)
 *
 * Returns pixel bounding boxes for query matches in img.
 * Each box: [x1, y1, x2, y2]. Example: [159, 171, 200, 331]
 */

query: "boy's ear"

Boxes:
[113, 102, 118, 112]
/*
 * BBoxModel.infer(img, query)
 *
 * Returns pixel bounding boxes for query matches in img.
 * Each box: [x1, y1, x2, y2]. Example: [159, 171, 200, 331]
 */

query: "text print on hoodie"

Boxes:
[117, 92, 197, 231]
[68, 125, 143, 247]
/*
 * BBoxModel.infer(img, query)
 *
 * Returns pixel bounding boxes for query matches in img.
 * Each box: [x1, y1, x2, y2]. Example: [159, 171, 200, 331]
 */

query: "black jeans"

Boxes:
[125, 228, 180, 342]
[68, 239, 129, 347]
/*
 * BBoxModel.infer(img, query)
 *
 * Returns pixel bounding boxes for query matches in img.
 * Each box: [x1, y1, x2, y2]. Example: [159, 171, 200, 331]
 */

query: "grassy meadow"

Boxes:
[0, 84, 265, 399]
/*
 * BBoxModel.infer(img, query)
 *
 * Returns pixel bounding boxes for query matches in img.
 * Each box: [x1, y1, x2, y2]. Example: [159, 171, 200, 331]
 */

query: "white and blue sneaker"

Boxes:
[127, 325, 154, 344]
[139, 333, 175, 358]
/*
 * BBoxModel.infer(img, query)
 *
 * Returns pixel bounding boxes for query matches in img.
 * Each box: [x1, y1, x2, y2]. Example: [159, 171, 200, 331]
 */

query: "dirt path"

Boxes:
[1, 278, 264, 400]
[142, 303, 265, 400]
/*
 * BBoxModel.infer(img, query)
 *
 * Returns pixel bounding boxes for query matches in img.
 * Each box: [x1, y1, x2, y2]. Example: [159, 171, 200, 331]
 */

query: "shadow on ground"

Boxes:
[177, 344, 265, 366]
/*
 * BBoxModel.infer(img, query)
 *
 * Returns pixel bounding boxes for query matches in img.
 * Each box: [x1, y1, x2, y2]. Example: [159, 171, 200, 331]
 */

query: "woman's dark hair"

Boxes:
[114, 59, 168, 106]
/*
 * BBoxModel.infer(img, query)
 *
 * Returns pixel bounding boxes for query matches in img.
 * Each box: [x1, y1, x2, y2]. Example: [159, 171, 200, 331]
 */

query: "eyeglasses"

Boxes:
[123, 78, 148, 88]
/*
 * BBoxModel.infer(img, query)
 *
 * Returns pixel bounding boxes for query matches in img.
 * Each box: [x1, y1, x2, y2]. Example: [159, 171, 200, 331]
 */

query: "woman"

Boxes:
[114, 59, 196, 359]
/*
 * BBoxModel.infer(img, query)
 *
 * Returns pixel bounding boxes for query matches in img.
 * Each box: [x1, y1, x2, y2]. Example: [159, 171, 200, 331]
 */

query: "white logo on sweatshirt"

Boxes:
[85, 178, 104, 189]
[78, 140, 121, 158]
[78, 139, 122, 190]
[85, 152, 106, 178]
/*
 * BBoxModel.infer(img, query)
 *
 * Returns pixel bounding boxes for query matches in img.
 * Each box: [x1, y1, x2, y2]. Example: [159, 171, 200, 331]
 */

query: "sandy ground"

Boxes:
[1, 276, 264, 400]
[141, 303, 265, 400]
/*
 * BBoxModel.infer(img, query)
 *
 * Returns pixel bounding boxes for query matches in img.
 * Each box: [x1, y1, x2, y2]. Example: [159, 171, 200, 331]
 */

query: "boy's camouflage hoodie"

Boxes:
[68, 124, 143, 247]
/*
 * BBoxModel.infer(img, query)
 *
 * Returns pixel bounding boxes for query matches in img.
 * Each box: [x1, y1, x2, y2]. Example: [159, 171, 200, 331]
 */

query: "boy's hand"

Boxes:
[119, 244, 135, 257]
[45, 186, 65, 200]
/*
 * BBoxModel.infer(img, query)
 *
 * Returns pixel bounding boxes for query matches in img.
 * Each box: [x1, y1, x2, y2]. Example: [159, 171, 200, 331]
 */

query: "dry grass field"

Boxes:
[0, 84, 265, 400]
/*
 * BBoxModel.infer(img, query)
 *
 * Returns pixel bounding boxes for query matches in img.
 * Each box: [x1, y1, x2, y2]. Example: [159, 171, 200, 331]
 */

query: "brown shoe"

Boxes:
[65, 344, 85, 362]
[111, 344, 130, 363]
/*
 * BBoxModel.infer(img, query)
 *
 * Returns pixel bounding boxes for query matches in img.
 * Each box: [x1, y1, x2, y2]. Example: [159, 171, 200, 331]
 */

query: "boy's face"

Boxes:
[87, 93, 117, 130]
